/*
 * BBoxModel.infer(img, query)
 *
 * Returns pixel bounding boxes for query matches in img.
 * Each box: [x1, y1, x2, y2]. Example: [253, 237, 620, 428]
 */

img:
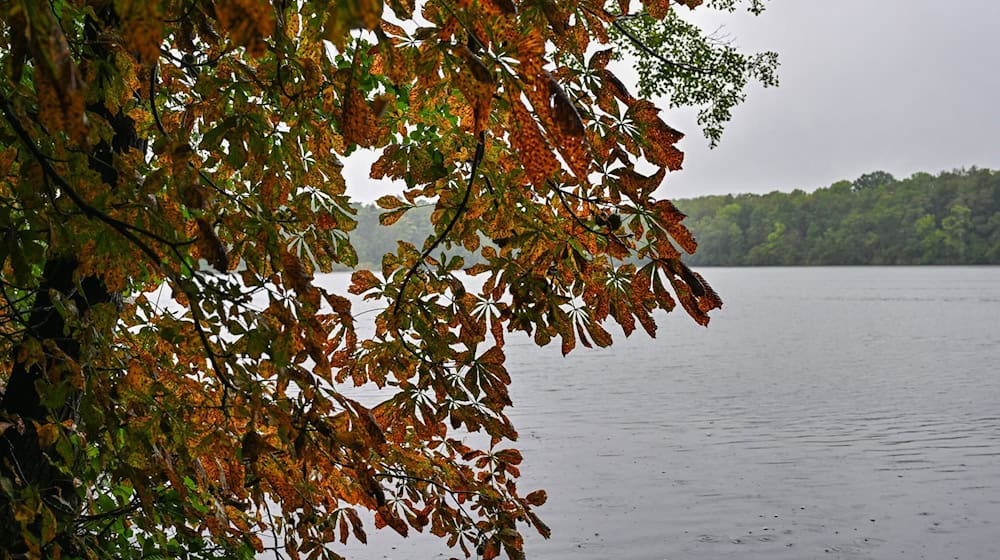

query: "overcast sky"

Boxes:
[345, 0, 1000, 202]
[662, 0, 1000, 199]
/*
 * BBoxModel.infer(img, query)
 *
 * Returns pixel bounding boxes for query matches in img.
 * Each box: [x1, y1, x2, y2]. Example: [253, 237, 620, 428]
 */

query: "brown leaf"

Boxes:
[241, 430, 267, 462]
[488, 0, 517, 14]
[651, 198, 687, 224]
[281, 249, 315, 299]
[457, 45, 494, 85]
[347, 508, 368, 543]
[528, 510, 552, 539]
[346, 399, 386, 448]
[539, 0, 570, 35]
[495, 448, 522, 465]
[645, 0, 672, 19]
[376, 508, 408, 537]
[525, 489, 547, 506]
[479, 345, 505, 365]
[630, 100, 685, 170]
[615, 167, 665, 202]
[589, 49, 614, 71]
[585, 320, 613, 348]
[509, 101, 560, 187]
[196, 218, 229, 271]
[342, 85, 381, 147]
[603, 69, 634, 105]
[349, 270, 381, 294]
[666, 222, 698, 254]
[548, 77, 585, 138]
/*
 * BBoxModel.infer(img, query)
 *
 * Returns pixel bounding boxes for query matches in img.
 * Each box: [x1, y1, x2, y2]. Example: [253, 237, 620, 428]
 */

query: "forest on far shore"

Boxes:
[349, 168, 1000, 268]
[680, 168, 1000, 265]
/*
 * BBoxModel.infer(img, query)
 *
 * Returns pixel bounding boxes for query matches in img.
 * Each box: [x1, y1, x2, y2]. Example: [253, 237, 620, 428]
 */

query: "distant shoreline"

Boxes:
[342, 168, 1000, 268]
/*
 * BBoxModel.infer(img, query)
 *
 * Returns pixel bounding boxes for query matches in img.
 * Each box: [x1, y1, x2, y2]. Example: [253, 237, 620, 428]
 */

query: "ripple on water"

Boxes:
[320, 268, 1000, 560]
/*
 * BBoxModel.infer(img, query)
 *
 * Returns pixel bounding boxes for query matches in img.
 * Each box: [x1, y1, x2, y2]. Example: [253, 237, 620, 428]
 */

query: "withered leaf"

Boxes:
[548, 76, 585, 138]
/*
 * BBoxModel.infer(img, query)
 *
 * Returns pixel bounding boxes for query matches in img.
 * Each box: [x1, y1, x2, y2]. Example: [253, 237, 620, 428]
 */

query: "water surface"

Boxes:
[332, 267, 1000, 560]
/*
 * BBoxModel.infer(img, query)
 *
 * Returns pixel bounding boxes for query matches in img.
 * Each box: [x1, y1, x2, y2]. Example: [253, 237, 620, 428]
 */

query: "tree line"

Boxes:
[680, 168, 1000, 265]
[350, 168, 1000, 268]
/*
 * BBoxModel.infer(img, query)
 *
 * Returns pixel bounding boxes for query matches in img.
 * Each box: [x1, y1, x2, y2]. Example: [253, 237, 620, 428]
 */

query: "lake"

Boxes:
[326, 267, 1000, 560]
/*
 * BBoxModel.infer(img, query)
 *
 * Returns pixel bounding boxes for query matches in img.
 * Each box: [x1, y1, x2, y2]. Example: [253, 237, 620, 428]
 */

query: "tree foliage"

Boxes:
[611, 0, 778, 146]
[0, 1, 771, 558]
[680, 168, 1000, 266]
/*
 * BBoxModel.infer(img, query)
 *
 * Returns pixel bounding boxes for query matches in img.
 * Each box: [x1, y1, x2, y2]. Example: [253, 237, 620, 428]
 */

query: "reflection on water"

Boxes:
[327, 267, 1000, 560]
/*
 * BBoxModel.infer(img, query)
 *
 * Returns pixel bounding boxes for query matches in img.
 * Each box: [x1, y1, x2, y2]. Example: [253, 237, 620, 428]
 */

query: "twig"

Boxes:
[552, 182, 610, 237]
[392, 132, 484, 317]
[0, 94, 166, 265]
[610, 18, 714, 75]
[76, 497, 142, 523]
[2, 93, 237, 409]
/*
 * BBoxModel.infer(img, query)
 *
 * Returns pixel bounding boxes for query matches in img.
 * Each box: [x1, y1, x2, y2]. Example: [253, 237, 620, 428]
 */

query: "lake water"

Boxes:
[325, 267, 1000, 560]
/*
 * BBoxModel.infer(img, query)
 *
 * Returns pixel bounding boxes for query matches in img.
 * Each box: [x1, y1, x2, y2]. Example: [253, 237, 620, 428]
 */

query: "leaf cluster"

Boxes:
[0, 0, 763, 558]
[610, 2, 779, 145]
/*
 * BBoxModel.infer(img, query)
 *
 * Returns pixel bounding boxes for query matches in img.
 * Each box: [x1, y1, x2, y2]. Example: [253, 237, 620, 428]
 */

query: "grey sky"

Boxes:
[663, 0, 1000, 199]
[344, 0, 1000, 202]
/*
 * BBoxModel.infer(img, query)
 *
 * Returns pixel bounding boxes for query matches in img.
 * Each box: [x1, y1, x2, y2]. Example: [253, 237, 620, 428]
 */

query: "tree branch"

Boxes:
[392, 132, 484, 317]
[610, 19, 714, 75]
[0, 94, 166, 265]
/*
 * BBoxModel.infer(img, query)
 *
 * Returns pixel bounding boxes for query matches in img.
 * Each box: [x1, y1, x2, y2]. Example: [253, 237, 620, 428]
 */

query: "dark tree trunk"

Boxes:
[0, 258, 113, 554]
[0, 6, 141, 554]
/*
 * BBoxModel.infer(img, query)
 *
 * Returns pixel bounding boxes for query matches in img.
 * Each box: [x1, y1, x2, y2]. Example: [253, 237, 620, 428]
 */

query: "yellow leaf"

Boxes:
[375, 195, 408, 210]
[378, 207, 409, 226]
[13, 504, 35, 524]
[36, 423, 59, 447]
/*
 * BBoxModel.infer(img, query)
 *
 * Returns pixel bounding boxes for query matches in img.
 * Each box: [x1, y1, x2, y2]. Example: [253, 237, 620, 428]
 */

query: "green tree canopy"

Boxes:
[680, 168, 1000, 266]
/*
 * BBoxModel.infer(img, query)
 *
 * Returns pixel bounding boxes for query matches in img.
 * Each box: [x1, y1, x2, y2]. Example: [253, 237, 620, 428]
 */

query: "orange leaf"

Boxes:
[36, 423, 59, 447]
[376, 508, 408, 537]
[630, 100, 685, 170]
[478, 345, 505, 365]
[615, 167, 665, 202]
[667, 223, 698, 254]
[589, 49, 614, 70]
[495, 448, 522, 465]
[509, 101, 560, 187]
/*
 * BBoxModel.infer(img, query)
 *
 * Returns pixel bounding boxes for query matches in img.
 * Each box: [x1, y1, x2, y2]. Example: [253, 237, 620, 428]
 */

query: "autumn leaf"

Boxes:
[509, 100, 560, 187]
[630, 99, 685, 170]
[525, 489, 547, 506]
[35, 423, 59, 447]
[349, 270, 382, 294]
[378, 207, 409, 226]
[645, 0, 672, 19]
[615, 166, 666, 202]
[376, 195, 409, 210]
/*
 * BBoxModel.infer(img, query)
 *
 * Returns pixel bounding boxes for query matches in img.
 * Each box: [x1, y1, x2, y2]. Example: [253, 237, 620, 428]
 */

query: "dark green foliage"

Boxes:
[349, 169, 1000, 267]
[678, 168, 1000, 265]
[610, 5, 779, 146]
